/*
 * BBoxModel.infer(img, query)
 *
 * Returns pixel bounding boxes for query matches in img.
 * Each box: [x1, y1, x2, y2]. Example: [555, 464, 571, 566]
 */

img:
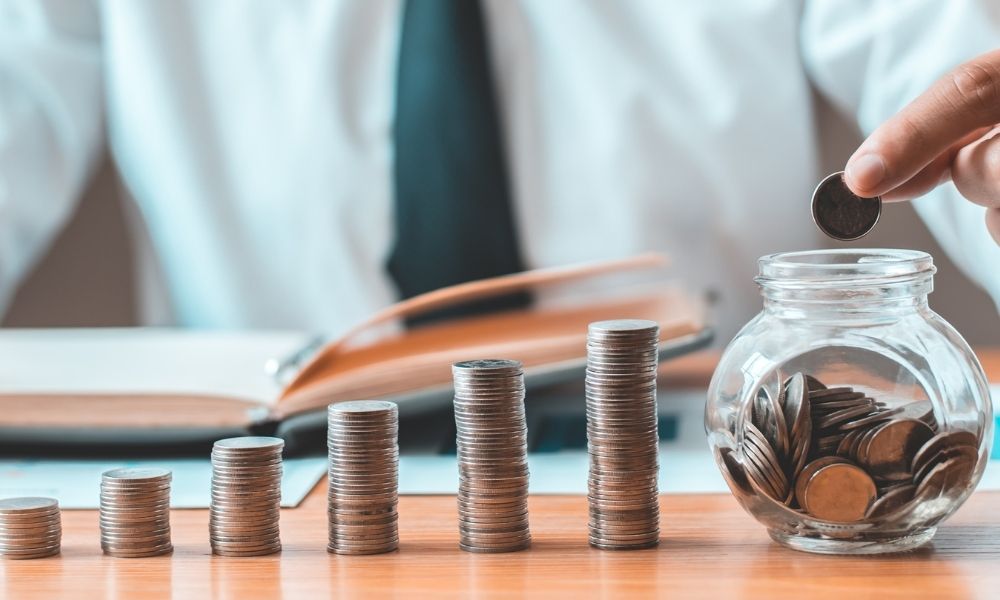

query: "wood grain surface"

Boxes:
[2, 349, 998, 599]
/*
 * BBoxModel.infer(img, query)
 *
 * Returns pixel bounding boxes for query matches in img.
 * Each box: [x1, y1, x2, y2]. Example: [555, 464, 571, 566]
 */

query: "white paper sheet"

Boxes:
[0, 328, 307, 404]
[0, 457, 326, 509]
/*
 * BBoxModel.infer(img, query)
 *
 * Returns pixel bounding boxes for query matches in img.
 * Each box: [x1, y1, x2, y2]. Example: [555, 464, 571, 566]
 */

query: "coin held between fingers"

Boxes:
[812, 171, 882, 241]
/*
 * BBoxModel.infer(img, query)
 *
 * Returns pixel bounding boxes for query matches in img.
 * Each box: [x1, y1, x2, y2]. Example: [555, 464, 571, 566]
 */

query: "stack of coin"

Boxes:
[721, 371, 981, 523]
[327, 400, 400, 555]
[585, 319, 661, 550]
[100, 467, 173, 557]
[210, 436, 284, 556]
[0, 497, 61, 560]
[452, 359, 531, 553]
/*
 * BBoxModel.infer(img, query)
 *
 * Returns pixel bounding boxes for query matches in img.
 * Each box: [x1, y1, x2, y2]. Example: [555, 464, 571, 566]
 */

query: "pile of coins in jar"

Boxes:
[720, 372, 982, 522]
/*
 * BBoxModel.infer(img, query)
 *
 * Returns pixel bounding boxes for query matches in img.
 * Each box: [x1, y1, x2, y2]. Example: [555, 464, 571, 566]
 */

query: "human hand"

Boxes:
[844, 49, 1000, 246]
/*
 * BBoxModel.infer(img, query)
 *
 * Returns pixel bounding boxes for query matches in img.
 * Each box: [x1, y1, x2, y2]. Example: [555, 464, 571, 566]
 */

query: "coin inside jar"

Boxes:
[865, 483, 916, 519]
[716, 447, 753, 496]
[802, 462, 876, 522]
[735, 368, 988, 527]
[862, 419, 935, 481]
[794, 456, 847, 510]
[811, 171, 882, 241]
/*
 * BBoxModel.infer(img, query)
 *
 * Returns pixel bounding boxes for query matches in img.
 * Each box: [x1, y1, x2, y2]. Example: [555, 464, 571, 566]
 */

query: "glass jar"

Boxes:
[706, 249, 993, 554]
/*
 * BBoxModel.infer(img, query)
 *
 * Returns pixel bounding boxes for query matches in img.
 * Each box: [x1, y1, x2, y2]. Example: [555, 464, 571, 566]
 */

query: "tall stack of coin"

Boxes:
[100, 467, 173, 557]
[452, 359, 531, 553]
[327, 400, 400, 555]
[586, 319, 661, 550]
[0, 497, 61, 560]
[210, 436, 284, 556]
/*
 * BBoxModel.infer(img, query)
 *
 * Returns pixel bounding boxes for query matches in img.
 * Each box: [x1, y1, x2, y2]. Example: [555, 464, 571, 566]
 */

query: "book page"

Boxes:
[0, 328, 308, 406]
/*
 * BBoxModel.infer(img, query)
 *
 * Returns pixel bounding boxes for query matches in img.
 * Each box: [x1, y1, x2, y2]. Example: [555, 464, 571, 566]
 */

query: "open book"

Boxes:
[0, 255, 711, 447]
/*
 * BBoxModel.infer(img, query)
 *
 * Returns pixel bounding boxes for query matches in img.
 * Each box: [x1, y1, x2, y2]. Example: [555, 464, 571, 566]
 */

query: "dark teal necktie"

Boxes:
[389, 0, 530, 323]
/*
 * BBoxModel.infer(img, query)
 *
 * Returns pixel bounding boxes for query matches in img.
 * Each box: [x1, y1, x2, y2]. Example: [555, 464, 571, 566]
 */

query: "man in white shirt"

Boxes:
[1, 0, 999, 343]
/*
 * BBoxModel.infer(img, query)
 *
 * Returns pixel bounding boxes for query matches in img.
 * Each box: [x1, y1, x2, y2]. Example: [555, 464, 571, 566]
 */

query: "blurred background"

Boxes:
[6, 95, 999, 345]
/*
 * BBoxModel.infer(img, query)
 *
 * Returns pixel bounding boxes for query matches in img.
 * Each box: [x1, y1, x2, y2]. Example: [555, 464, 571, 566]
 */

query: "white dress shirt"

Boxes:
[1, 0, 999, 342]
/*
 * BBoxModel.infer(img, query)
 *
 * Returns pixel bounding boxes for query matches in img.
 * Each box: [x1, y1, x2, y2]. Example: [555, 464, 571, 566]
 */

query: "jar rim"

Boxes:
[756, 249, 935, 289]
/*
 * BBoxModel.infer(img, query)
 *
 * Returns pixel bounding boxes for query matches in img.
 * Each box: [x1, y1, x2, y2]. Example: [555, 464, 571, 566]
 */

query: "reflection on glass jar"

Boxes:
[706, 249, 993, 555]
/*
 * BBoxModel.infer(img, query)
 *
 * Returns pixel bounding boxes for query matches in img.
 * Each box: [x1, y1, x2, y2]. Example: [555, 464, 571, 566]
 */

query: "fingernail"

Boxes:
[846, 153, 886, 193]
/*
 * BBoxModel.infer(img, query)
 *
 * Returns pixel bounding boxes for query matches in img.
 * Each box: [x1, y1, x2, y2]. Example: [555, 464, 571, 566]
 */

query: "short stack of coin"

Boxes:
[721, 371, 981, 523]
[452, 359, 531, 553]
[210, 436, 284, 556]
[327, 400, 400, 555]
[100, 467, 173, 557]
[585, 319, 661, 550]
[0, 497, 61, 560]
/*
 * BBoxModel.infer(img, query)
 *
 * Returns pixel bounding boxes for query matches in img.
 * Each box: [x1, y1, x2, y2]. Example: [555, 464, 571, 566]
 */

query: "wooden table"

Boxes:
[3, 350, 999, 599]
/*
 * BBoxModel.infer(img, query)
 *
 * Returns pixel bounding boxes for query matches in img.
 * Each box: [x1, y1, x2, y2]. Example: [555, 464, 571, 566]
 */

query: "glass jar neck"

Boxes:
[756, 249, 935, 320]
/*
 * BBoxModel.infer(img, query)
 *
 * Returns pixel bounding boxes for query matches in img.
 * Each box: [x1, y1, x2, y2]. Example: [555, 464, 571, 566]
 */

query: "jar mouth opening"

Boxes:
[756, 249, 935, 290]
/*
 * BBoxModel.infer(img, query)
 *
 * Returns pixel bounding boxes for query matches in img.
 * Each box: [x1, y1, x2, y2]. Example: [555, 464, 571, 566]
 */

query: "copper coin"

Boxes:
[815, 404, 877, 431]
[863, 419, 935, 481]
[913, 443, 978, 486]
[808, 387, 860, 401]
[752, 387, 789, 459]
[794, 456, 848, 510]
[803, 462, 876, 522]
[741, 445, 782, 501]
[804, 375, 827, 391]
[895, 401, 937, 427]
[836, 429, 864, 459]
[913, 456, 972, 501]
[839, 406, 900, 431]
[865, 484, 916, 519]
[911, 430, 979, 476]
[782, 374, 810, 460]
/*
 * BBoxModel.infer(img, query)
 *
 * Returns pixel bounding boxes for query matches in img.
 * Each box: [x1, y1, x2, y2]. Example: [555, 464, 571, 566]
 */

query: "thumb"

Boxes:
[845, 49, 1000, 199]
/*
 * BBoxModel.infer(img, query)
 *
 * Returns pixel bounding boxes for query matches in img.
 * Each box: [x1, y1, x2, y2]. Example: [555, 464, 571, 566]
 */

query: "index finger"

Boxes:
[845, 49, 1000, 198]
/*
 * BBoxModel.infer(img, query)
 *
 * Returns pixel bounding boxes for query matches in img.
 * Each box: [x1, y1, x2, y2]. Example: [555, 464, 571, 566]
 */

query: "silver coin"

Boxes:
[0, 531, 63, 545]
[102, 467, 171, 482]
[103, 545, 173, 558]
[451, 357, 532, 553]
[210, 436, 283, 548]
[213, 436, 284, 451]
[0, 547, 61, 560]
[585, 319, 660, 547]
[0, 497, 59, 514]
[326, 398, 400, 554]
[211, 546, 281, 557]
